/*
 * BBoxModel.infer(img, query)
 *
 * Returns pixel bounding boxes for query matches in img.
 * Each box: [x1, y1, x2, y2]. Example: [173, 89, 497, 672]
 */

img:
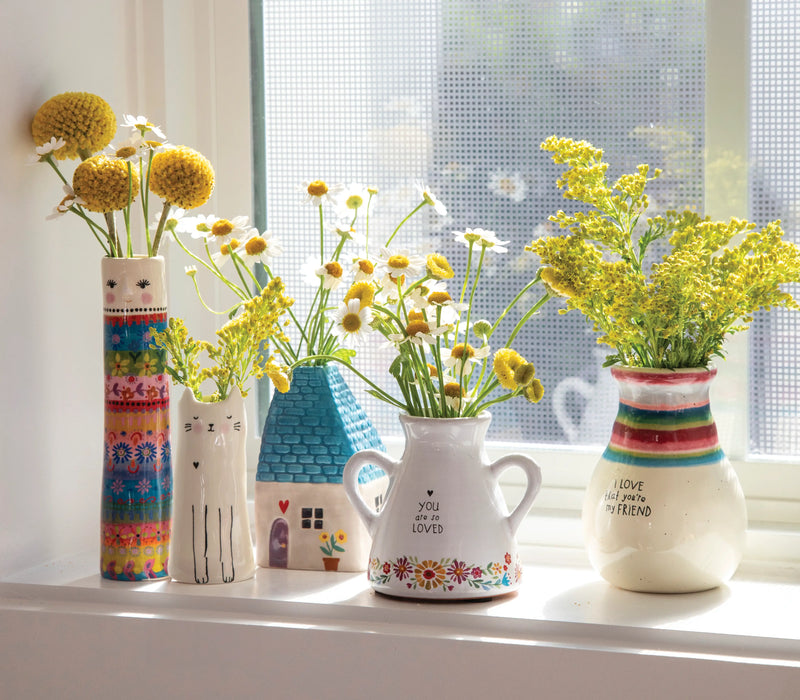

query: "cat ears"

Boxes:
[179, 387, 244, 408]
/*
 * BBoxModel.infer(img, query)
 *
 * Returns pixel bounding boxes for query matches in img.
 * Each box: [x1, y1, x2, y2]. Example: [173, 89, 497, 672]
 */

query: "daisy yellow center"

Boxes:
[324, 261, 343, 278]
[464, 231, 482, 243]
[344, 281, 375, 309]
[307, 180, 328, 197]
[220, 243, 233, 256]
[427, 253, 454, 279]
[427, 363, 438, 378]
[115, 146, 137, 159]
[212, 220, 234, 237]
[388, 254, 410, 270]
[408, 310, 425, 322]
[428, 291, 452, 305]
[421, 190, 436, 206]
[341, 312, 363, 333]
[405, 319, 430, 336]
[357, 259, 374, 274]
[443, 382, 464, 398]
[245, 237, 268, 255]
[346, 194, 363, 209]
[451, 343, 475, 360]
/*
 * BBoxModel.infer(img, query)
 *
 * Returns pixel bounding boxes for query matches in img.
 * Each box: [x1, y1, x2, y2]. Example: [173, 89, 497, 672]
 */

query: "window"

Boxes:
[250, 0, 800, 532]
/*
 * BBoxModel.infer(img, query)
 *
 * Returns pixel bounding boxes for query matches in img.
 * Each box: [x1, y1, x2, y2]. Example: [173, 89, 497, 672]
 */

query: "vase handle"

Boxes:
[343, 449, 398, 538]
[490, 454, 542, 536]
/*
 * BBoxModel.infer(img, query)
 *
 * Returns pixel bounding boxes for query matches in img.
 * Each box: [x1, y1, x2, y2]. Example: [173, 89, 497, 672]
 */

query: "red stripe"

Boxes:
[610, 422, 719, 448]
[610, 366, 717, 385]
[105, 311, 168, 327]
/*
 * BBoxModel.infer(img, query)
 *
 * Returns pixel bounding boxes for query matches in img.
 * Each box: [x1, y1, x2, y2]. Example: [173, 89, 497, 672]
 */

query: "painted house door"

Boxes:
[269, 518, 289, 568]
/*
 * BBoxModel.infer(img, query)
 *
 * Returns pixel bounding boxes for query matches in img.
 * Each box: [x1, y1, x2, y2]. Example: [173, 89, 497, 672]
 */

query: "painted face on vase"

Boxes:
[101, 257, 167, 316]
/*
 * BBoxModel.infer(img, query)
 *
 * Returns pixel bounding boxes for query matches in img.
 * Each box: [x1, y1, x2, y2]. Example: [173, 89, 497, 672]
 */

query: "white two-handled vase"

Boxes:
[343, 413, 542, 600]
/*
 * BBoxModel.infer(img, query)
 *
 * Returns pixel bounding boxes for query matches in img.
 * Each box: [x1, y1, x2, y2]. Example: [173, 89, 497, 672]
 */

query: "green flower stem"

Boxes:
[172, 232, 248, 301]
[150, 201, 172, 257]
[292, 355, 406, 409]
[384, 201, 425, 247]
[504, 289, 552, 349]
[66, 205, 112, 256]
[124, 162, 134, 257]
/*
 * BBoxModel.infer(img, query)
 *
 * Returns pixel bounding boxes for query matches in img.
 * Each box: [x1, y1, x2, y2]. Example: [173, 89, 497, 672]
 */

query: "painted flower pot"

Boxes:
[255, 364, 387, 572]
[582, 366, 747, 593]
[343, 413, 542, 600]
[101, 255, 171, 580]
[170, 388, 255, 584]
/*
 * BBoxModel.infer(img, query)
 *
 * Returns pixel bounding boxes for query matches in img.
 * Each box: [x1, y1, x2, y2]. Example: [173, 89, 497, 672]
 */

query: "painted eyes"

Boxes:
[106, 279, 117, 288]
[136, 279, 151, 289]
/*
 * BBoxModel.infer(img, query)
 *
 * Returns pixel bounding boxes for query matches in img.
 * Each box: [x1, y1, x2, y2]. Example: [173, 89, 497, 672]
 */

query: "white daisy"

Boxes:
[375, 247, 426, 280]
[351, 258, 376, 282]
[337, 182, 369, 212]
[413, 180, 447, 216]
[443, 342, 491, 369]
[29, 136, 66, 163]
[405, 280, 448, 310]
[453, 228, 509, 253]
[488, 169, 527, 202]
[331, 299, 374, 347]
[315, 261, 345, 290]
[300, 179, 344, 207]
[388, 315, 450, 347]
[46, 185, 83, 219]
[121, 114, 166, 140]
[243, 230, 284, 262]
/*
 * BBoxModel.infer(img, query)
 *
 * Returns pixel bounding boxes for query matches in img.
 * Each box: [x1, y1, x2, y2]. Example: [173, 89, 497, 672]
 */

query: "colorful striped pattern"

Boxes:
[101, 292, 171, 580]
[602, 394, 723, 468]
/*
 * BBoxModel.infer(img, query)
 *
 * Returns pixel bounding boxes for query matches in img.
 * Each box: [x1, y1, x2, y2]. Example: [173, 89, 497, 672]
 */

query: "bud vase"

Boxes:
[582, 366, 747, 593]
[343, 413, 542, 600]
[101, 256, 171, 580]
[170, 388, 255, 584]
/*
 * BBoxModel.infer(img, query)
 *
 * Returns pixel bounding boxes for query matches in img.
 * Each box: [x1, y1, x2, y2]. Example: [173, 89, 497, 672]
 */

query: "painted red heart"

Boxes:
[279, 499, 289, 514]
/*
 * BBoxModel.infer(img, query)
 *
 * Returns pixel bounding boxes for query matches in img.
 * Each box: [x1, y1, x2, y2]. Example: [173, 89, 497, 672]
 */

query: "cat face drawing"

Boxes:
[169, 388, 255, 584]
[101, 256, 166, 315]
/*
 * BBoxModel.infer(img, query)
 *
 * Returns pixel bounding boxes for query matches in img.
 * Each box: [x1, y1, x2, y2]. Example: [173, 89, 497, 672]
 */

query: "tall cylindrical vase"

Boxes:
[582, 366, 747, 593]
[101, 255, 171, 580]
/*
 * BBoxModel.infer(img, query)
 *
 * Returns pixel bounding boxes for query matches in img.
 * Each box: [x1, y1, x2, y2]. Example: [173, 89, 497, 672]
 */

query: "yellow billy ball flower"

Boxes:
[426, 253, 455, 280]
[493, 348, 525, 390]
[72, 154, 139, 212]
[344, 281, 375, 309]
[32, 92, 116, 160]
[149, 145, 215, 209]
[524, 378, 545, 403]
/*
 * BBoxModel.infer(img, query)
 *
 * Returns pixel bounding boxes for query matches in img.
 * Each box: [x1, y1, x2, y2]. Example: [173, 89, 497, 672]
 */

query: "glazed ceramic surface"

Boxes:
[582, 366, 747, 593]
[255, 364, 386, 572]
[343, 413, 542, 600]
[170, 388, 255, 584]
[101, 256, 171, 580]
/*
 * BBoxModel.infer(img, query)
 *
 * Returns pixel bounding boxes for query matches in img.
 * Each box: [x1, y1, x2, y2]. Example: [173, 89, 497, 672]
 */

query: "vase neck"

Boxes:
[604, 367, 723, 467]
[400, 414, 490, 450]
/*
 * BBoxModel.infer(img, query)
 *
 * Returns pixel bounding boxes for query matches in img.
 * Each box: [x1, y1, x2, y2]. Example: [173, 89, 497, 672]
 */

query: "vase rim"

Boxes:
[399, 411, 491, 424]
[610, 365, 717, 383]
[101, 254, 165, 262]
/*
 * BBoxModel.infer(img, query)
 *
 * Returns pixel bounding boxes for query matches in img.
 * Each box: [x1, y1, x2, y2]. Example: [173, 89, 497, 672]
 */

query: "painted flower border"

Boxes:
[368, 553, 522, 593]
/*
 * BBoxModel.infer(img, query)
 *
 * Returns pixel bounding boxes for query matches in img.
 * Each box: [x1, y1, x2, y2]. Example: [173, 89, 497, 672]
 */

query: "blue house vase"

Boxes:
[254, 364, 387, 571]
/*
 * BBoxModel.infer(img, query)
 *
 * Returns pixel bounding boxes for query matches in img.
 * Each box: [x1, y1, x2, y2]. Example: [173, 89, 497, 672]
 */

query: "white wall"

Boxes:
[0, 0, 253, 578]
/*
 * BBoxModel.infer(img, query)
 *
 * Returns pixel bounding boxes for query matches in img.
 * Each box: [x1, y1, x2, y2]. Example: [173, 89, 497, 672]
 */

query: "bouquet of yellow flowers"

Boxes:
[31, 91, 214, 257]
[528, 136, 800, 369]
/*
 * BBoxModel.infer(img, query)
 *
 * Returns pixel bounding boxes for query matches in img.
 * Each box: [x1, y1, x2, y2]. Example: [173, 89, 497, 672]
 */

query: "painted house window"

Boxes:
[301, 507, 325, 530]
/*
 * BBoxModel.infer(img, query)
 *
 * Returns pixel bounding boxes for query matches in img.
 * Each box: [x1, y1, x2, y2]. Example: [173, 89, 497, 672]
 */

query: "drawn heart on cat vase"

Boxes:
[169, 387, 255, 584]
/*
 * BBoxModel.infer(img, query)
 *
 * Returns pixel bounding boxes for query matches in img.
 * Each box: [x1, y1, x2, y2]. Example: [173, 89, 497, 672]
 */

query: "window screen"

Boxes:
[253, 0, 705, 445]
[749, 0, 800, 456]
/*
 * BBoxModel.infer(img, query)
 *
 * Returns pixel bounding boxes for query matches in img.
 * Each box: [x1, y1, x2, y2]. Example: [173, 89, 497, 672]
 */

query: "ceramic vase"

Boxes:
[254, 364, 387, 571]
[582, 366, 747, 593]
[169, 388, 255, 584]
[343, 413, 542, 600]
[101, 255, 171, 580]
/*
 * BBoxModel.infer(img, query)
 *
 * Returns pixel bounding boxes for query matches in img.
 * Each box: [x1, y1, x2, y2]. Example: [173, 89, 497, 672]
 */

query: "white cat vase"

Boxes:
[170, 388, 255, 584]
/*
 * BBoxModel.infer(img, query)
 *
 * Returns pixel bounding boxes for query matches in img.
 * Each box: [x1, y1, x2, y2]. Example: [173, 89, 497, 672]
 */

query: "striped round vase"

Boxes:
[101, 256, 171, 580]
[582, 366, 746, 593]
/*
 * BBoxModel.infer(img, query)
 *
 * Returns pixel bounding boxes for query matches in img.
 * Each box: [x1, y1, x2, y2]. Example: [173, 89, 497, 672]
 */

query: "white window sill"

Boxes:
[1, 515, 798, 698]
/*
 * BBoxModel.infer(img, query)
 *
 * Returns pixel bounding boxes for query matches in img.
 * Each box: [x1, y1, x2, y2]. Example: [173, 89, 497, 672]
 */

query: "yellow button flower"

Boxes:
[149, 145, 215, 209]
[73, 155, 140, 213]
[32, 91, 116, 160]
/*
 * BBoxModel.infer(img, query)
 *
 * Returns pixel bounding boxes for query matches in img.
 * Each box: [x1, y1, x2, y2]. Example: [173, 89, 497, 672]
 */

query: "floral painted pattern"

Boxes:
[369, 553, 522, 593]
